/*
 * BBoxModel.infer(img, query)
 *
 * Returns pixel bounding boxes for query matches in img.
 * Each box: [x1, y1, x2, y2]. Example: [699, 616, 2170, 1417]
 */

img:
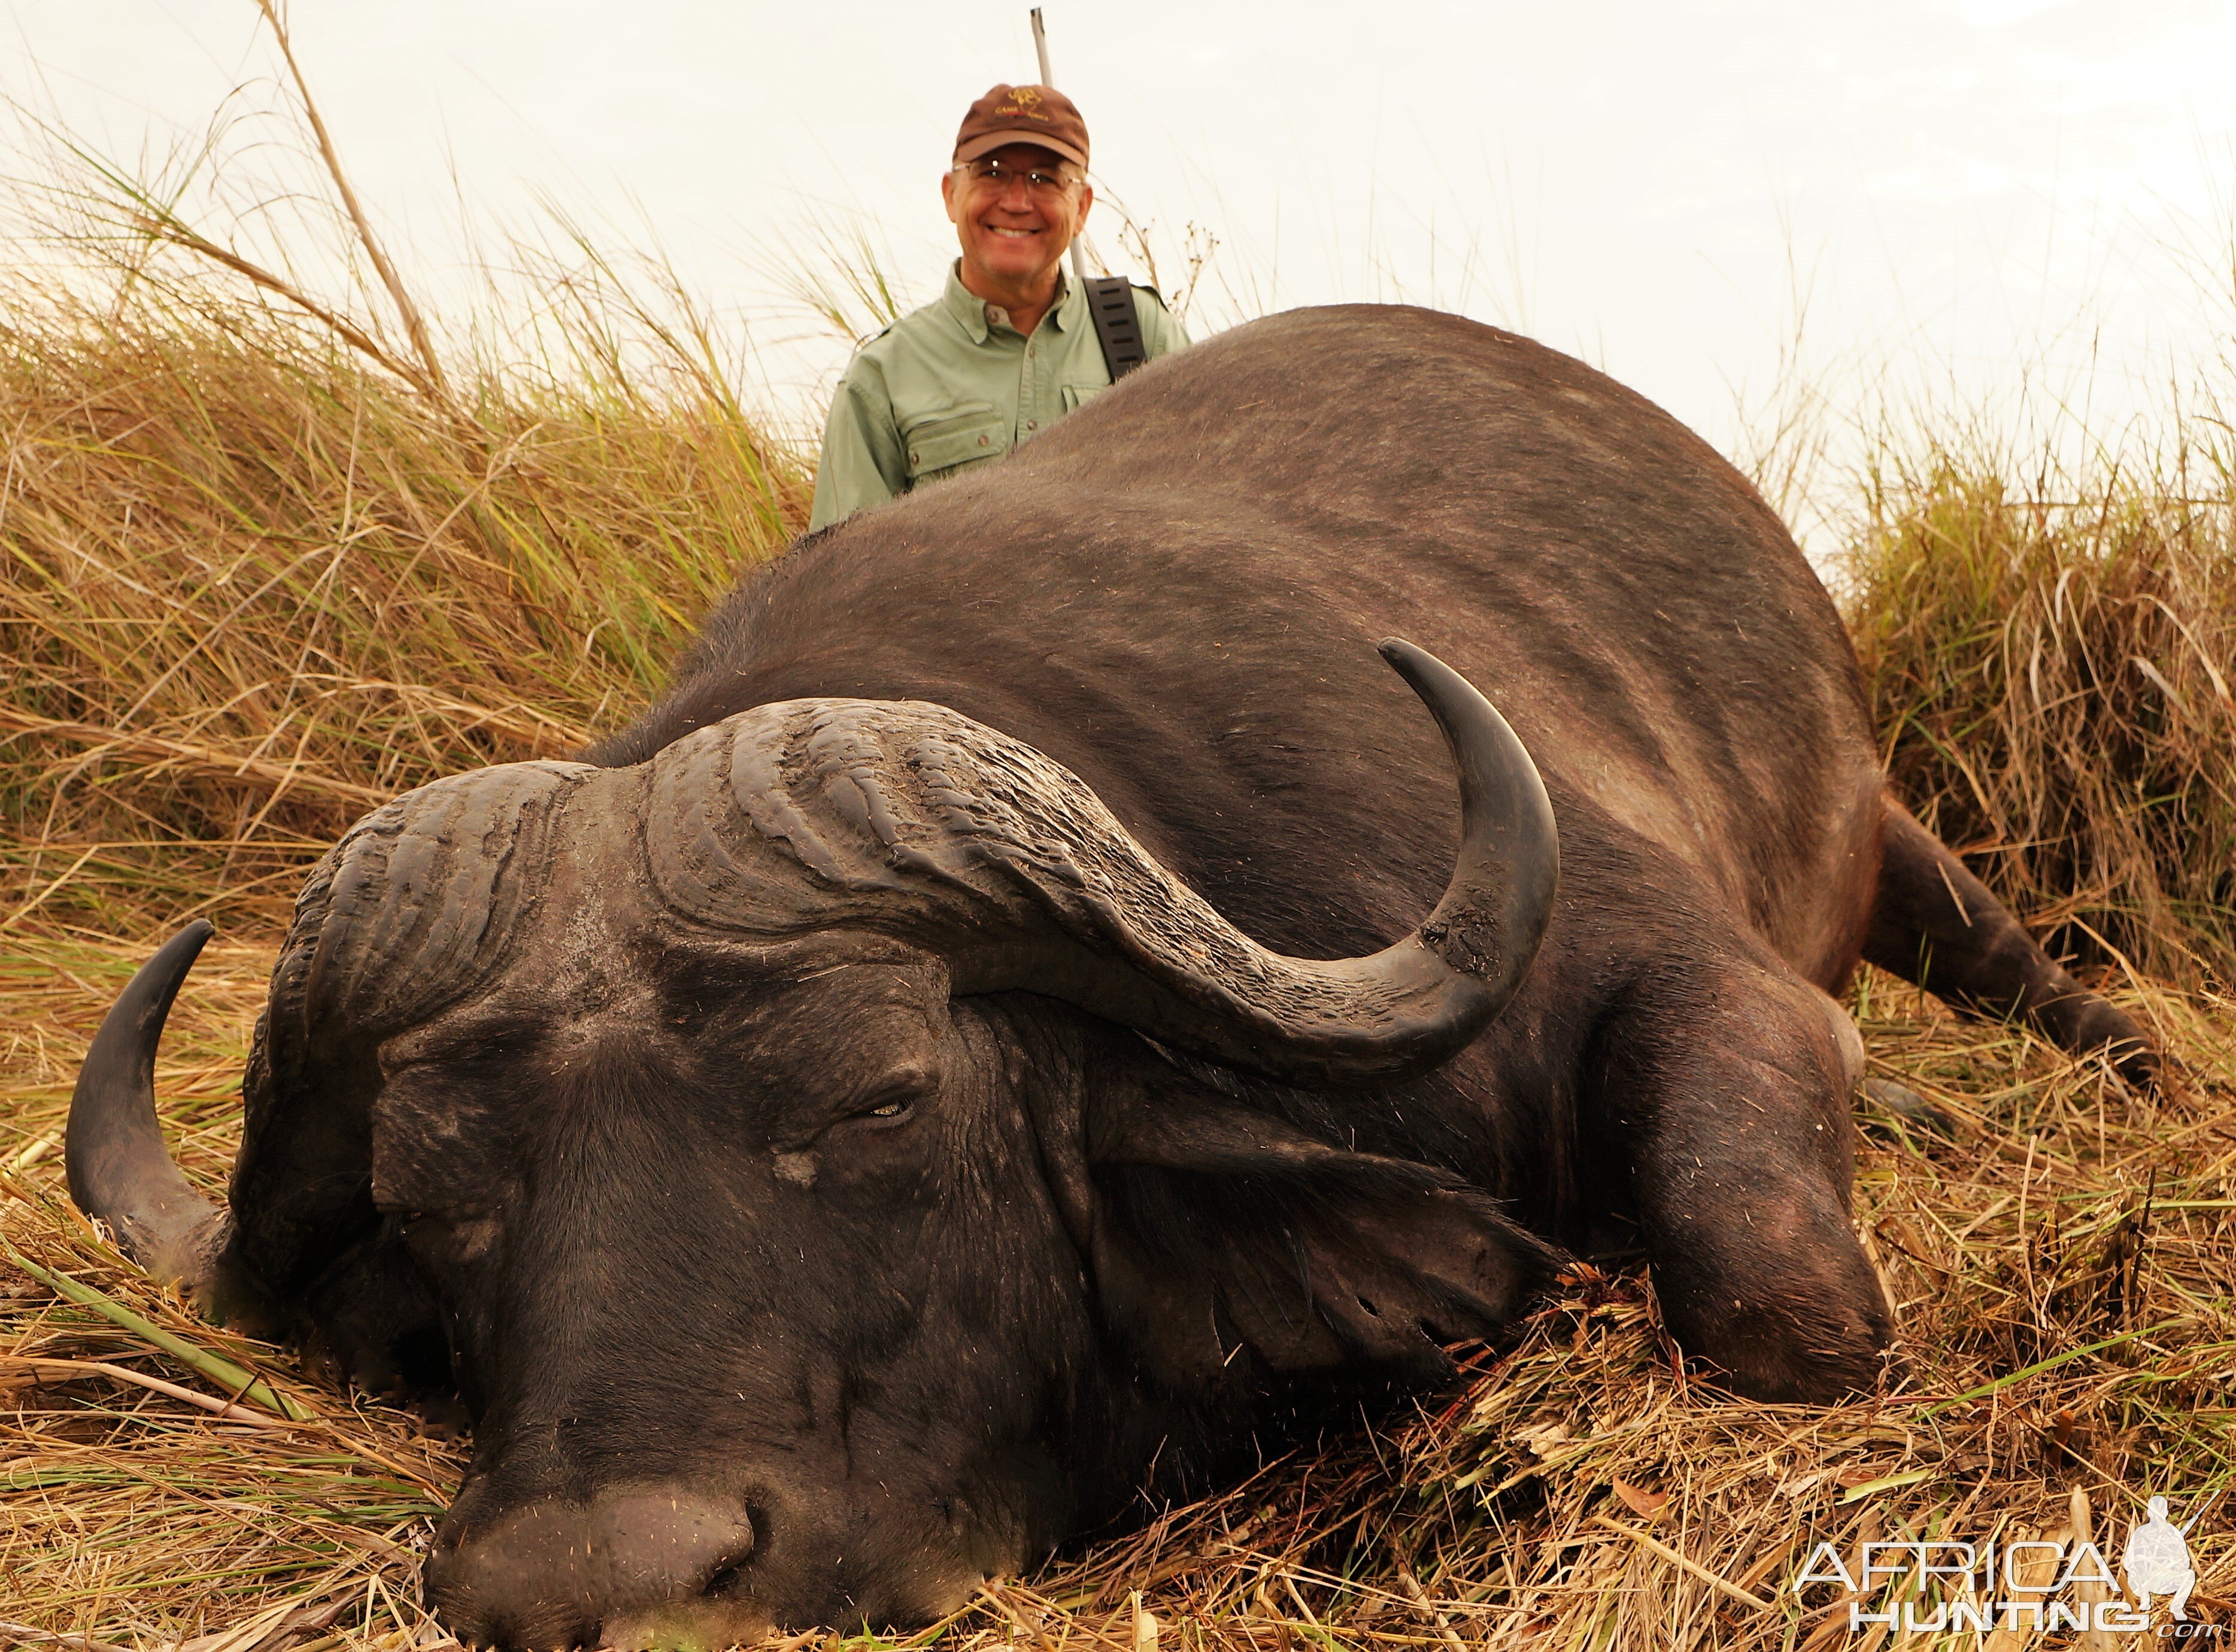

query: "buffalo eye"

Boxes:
[853, 1090, 918, 1124]
[847, 1064, 938, 1125]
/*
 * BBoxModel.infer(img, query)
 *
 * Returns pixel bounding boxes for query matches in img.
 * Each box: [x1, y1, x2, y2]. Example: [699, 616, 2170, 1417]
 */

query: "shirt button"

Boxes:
[1027, 420, 1037, 431]
[908, 451, 919, 463]
[977, 434, 990, 446]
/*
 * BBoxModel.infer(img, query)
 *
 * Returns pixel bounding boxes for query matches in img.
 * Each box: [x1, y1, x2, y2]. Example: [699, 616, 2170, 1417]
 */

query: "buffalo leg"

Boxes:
[1594, 959, 1894, 1402]
[1866, 800, 2155, 1088]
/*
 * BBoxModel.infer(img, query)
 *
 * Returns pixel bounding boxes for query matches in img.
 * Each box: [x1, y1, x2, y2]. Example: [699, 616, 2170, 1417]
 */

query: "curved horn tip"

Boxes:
[105, 918, 217, 1046]
[1371, 637, 1549, 808]
[76, 919, 217, 1085]
[132, 918, 216, 978]
[1375, 636, 1469, 702]
[1372, 632, 1559, 991]
[1376, 639, 1491, 734]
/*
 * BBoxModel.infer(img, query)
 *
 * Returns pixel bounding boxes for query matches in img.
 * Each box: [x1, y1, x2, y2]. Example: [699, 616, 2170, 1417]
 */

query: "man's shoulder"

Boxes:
[847, 295, 964, 372]
[1091, 277, 1170, 317]
[1126, 282, 1189, 352]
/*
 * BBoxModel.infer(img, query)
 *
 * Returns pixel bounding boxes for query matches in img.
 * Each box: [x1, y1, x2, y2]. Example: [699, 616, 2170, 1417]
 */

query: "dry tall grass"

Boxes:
[2, 10, 813, 944]
[1844, 455, 2236, 989]
[0, 285, 810, 939]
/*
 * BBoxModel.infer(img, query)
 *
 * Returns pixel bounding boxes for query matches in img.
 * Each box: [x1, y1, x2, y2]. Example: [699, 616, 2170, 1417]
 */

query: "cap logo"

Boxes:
[955, 82, 1084, 162]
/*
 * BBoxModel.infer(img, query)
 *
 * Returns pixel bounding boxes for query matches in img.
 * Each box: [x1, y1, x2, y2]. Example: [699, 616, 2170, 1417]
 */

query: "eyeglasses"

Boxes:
[951, 158, 1082, 199]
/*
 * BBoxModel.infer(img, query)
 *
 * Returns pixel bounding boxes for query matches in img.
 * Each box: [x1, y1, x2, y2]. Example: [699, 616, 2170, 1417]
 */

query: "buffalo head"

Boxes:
[68, 641, 1561, 1647]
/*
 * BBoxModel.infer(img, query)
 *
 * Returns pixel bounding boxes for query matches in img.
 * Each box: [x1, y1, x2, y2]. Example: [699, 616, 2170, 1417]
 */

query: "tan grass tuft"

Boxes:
[0, 293, 810, 937]
[1844, 457, 2236, 988]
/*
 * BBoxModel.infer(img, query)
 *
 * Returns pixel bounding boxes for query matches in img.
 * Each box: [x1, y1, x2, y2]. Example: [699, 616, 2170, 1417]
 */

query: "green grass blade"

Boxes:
[4, 1243, 317, 1422]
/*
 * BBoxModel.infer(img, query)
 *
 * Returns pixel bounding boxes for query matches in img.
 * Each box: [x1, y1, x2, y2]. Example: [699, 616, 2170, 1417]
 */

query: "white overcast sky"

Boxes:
[6, 1, 2234, 514]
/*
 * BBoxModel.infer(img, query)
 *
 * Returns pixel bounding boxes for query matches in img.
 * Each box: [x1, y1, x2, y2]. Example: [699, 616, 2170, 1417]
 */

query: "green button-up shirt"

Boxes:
[808, 263, 1189, 531]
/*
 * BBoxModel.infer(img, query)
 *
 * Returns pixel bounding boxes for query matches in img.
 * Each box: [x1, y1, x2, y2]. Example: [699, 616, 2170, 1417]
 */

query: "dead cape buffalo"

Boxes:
[71, 305, 2152, 1646]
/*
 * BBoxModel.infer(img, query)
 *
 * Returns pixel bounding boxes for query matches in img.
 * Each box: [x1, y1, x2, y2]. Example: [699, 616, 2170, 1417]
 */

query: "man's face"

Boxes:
[941, 142, 1094, 293]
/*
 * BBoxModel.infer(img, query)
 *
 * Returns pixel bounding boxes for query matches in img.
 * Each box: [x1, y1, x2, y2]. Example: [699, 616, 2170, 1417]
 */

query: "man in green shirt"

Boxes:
[808, 83, 1190, 531]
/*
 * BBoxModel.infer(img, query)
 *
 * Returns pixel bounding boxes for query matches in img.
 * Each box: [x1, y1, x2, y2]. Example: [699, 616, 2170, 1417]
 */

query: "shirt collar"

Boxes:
[1047, 271, 1078, 333]
[942, 263, 994, 344]
[942, 261, 1075, 343]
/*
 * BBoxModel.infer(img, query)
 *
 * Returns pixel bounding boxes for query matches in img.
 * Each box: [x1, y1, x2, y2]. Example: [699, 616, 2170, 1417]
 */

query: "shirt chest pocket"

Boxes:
[902, 402, 1009, 482]
[1060, 382, 1109, 413]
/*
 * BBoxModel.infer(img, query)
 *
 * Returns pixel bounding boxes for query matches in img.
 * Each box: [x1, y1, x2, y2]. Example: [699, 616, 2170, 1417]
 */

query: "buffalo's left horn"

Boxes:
[66, 921, 269, 1326]
[1005, 636, 1562, 1086]
[648, 638, 1559, 1089]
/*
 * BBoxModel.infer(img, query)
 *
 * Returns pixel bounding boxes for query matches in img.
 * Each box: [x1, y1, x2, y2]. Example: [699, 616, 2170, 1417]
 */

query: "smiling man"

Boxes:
[808, 84, 1189, 531]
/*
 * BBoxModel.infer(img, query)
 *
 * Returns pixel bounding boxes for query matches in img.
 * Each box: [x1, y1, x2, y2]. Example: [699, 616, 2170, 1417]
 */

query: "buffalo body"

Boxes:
[70, 306, 2150, 1647]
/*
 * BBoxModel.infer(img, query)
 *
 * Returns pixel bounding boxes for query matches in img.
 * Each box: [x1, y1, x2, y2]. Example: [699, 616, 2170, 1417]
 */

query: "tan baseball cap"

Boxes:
[952, 83, 1089, 169]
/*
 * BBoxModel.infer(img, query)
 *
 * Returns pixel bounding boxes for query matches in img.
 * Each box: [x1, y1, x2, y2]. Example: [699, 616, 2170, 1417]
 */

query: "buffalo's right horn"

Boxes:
[66, 921, 272, 1328]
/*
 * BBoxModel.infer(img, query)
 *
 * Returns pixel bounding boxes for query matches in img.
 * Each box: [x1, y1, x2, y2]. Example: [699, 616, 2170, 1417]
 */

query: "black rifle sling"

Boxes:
[1084, 275, 1148, 381]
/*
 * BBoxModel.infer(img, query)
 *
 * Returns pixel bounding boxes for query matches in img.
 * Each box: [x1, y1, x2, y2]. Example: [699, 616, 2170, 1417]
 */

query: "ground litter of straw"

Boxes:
[4, 931, 2232, 1651]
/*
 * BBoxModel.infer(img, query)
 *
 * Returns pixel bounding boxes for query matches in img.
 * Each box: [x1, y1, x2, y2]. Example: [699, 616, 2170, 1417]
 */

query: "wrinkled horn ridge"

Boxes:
[244, 757, 591, 1153]
[224, 760, 593, 1298]
[300, 760, 594, 1043]
[647, 639, 1558, 1086]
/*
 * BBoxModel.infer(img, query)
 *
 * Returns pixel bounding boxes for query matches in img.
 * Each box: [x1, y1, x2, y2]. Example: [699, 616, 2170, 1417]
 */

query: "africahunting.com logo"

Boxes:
[1795, 1497, 2216, 1635]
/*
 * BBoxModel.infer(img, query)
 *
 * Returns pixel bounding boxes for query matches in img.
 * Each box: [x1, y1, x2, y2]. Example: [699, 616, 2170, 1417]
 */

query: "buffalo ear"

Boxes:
[1084, 1076, 1565, 1391]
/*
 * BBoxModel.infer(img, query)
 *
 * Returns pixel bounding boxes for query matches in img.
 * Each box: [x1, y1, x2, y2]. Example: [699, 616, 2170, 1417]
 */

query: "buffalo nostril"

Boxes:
[702, 1550, 751, 1596]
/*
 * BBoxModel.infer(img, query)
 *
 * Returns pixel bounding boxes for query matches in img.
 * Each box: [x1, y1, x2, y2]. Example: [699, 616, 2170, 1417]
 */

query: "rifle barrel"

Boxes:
[1029, 8, 1091, 282]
